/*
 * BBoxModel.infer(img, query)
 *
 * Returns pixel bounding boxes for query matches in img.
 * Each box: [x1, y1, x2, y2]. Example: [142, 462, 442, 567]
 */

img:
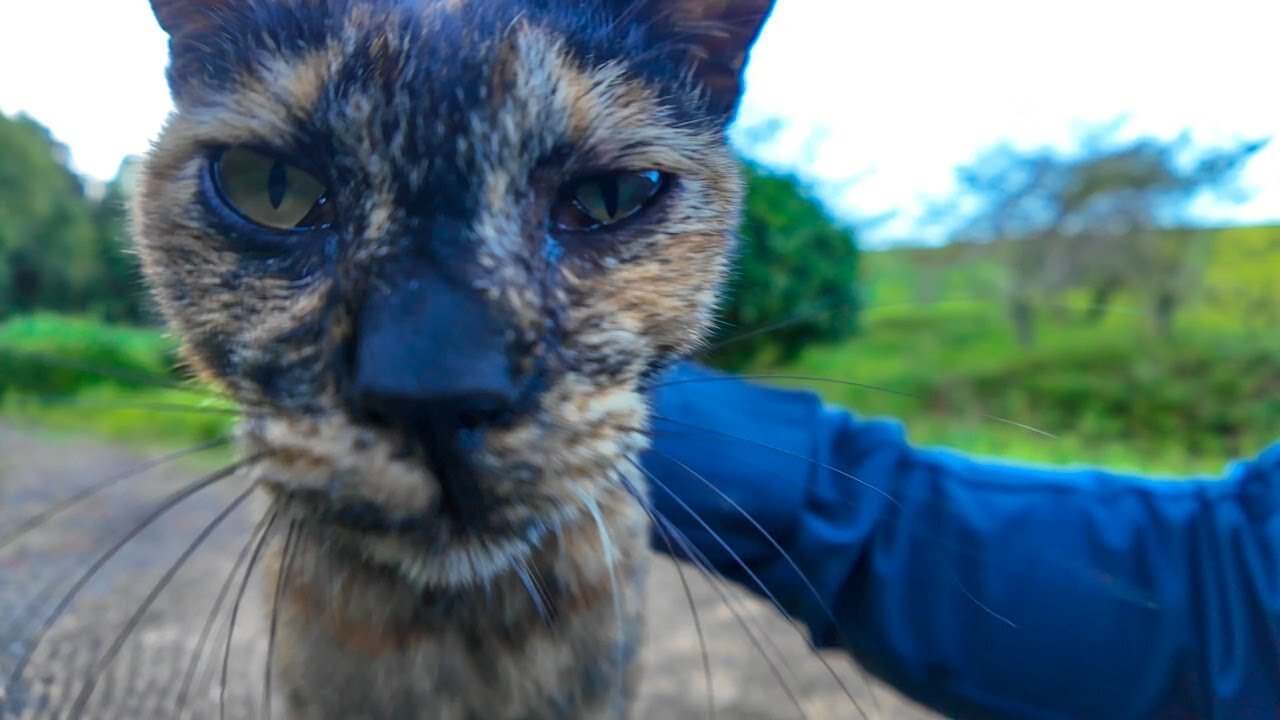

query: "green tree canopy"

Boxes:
[0, 112, 861, 366]
[0, 113, 147, 321]
[710, 162, 861, 368]
[942, 124, 1266, 344]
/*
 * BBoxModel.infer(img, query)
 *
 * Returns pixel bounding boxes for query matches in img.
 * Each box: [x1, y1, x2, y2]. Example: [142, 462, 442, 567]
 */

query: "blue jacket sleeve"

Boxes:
[644, 362, 1280, 720]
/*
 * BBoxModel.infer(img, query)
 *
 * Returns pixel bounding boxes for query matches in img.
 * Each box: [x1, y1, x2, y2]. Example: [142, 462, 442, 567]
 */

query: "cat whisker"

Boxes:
[514, 559, 552, 626]
[641, 419, 1161, 612]
[646, 375, 1058, 440]
[948, 566, 1018, 629]
[622, 471, 715, 720]
[524, 558, 555, 621]
[13, 351, 225, 400]
[2, 457, 257, 698]
[264, 520, 302, 720]
[627, 457, 872, 720]
[632, 490, 812, 720]
[17, 398, 242, 417]
[175, 503, 281, 719]
[648, 416, 901, 509]
[572, 486, 627, 712]
[220, 494, 281, 720]
[0, 437, 230, 552]
[0, 559, 81, 664]
[694, 304, 840, 360]
[66, 478, 263, 719]
[640, 447, 882, 718]
[711, 287, 1170, 352]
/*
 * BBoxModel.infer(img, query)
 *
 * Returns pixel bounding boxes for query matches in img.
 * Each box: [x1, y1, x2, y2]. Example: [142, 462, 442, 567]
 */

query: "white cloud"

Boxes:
[2, 0, 1276, 245]
[736, 0, 1280, 243]
[0, 1, 172, 179]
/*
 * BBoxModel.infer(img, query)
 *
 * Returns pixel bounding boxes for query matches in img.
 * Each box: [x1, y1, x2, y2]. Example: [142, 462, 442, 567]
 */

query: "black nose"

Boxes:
[348, 267, 521, 433]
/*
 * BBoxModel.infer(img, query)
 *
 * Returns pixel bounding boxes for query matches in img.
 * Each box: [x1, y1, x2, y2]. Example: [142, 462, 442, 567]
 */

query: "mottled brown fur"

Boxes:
[133, 0, 772, 717]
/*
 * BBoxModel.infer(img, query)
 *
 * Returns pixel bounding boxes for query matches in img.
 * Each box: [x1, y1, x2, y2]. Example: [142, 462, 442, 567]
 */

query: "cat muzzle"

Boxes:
[342, 261, 542, 529]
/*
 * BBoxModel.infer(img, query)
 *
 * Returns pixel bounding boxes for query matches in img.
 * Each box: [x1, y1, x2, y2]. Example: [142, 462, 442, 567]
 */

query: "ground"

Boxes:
[0, 424, 939, 719]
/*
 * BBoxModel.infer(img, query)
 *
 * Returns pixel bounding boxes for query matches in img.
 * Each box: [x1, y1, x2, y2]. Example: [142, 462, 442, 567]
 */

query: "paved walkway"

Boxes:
[0, 425, 936, 719]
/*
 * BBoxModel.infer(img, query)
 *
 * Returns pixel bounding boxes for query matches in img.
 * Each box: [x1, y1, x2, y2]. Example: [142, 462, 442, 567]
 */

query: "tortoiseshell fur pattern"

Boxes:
[133, 0, 772, 717]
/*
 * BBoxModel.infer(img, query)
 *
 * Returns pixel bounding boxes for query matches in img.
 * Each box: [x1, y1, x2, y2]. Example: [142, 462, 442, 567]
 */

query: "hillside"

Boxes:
[758, 224, 1280, 474]
[2, 225, 1279, 475]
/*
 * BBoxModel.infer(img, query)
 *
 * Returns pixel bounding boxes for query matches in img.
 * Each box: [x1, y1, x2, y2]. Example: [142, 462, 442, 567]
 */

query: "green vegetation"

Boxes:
[0, 109, 1275, 478]
[0, 113, 149, 323]
[7, 217, 1279, 473]
[0, 314, 234, 450]
[772, 303, 1279, 474]
[0, 314, 176, 397]
[0, 109, 863, 372]
[0, 109, 864, 449]
[937, 127, 1267, 346]
[861, 224, 1280, 333]
[759, 224, 1280, 475]
[712, 162, 860, 368]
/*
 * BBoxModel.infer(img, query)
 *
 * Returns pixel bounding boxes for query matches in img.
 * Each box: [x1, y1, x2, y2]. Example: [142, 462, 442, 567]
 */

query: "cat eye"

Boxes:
[212, 147, 333, 231]
[551, 170, 668, 232]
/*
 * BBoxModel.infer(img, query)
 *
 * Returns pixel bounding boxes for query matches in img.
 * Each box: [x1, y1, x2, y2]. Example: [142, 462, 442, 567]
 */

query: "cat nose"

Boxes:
[347, 267, 522, 432]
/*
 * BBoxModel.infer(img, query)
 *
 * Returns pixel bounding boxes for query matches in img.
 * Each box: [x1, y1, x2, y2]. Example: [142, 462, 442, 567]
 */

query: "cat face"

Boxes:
[134, 0, 772, 588]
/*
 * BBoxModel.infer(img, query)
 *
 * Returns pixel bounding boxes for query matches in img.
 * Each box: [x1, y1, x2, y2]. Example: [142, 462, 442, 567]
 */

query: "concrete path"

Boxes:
[0, 425, 938, 719]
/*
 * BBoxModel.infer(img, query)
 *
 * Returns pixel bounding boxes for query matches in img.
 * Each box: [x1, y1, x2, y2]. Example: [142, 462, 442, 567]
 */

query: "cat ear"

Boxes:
[149, 0, 258, 103]
[646, 0, 776, 120]
[149, 0, 240, 37]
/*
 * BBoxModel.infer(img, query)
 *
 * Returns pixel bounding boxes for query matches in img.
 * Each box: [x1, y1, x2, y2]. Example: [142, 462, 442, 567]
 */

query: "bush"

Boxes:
[0, 314, 180, 399]
[777, 302, 1280, 471]
[0, 314, 235, 450]
[0, 112, 150, 322]
[709, 162, 861, 368]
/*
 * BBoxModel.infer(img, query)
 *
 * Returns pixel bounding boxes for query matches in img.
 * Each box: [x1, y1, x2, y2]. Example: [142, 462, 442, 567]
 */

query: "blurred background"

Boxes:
[1, 0, 1277, 473]
[1, 2, 1278, 718]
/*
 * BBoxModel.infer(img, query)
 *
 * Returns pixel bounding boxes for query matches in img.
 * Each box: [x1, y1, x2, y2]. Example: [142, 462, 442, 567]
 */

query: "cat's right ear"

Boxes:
[620, 0, 777, 123]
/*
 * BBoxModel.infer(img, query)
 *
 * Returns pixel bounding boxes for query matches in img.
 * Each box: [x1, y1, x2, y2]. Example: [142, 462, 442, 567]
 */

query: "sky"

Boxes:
[2, 0, 1277, 246]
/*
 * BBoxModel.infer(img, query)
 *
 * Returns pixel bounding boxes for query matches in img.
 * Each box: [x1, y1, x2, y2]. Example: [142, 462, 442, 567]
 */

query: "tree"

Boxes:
[710, 161, 861, 368]
[0, 113, 99, 315]
[0, 113, 149, 322]
[0, 110, 862, 359]
[88, 158, 151, 323]
[942, 124, 1266, 344]
[1197, 226, 1280, 332]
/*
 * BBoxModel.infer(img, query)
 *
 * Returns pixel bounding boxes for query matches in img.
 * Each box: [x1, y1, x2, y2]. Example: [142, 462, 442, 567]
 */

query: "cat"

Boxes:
[126, 0, 773, 717]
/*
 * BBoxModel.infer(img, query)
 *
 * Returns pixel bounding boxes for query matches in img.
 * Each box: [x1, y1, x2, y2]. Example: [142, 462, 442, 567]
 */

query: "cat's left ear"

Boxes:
[150, 0, 257, 103]
[150, 0, 242, 37]
[644, 0, 776, 121]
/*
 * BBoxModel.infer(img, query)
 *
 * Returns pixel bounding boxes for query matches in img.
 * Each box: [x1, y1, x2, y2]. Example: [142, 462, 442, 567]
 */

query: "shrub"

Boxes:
[709, 162, 861, 368]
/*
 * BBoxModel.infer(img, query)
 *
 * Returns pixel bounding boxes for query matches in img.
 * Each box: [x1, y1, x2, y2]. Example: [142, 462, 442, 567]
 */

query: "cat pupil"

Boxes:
[570, 172, 663, 228]
[601, 178, 620, 218]
[267, 161, 288, 210]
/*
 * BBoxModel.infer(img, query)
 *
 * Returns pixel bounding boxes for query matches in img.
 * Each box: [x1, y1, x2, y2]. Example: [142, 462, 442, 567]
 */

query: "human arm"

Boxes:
[643, 361, 1280, 720]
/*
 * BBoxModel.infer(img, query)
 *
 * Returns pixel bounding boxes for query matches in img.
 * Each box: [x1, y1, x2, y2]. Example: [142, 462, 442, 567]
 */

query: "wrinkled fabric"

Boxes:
[644, 362, 1280, 720]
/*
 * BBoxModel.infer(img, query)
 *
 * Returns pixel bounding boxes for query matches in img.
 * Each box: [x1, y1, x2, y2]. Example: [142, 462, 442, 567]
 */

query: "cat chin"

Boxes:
[233, 379, 652, 596]
[342, 504, 584, 592]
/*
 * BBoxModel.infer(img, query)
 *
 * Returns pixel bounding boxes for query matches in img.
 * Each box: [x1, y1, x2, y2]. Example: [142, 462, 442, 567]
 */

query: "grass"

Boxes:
[4, 307, 1273, 477]
[0, 314, 177, 393]
[762, 303, 1279, 475]
[2, 223, 1278, 476]
[0, 313, 236, 454]
[2, 385, 235, 450]
[749, 224, 1280, 475]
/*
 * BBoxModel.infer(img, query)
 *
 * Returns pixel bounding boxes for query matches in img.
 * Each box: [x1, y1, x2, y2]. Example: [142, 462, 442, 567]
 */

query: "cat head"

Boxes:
[134, 0, 773, 588]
